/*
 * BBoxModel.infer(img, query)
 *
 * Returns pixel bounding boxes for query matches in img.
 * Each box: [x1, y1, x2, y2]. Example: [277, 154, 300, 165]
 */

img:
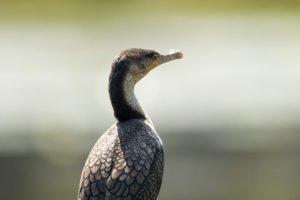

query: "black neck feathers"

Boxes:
[109, 58, 146, 122]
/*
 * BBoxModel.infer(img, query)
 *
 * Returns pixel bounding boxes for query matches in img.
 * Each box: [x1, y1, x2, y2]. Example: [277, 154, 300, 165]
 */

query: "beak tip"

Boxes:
[178, 52, 184, 59]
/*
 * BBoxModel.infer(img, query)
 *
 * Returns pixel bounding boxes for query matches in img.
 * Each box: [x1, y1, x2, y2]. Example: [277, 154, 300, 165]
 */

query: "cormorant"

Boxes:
[78, 48, 183, 200]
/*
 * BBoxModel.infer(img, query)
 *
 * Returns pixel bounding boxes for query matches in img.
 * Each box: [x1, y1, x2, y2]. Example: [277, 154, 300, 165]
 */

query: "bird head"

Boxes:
[114, 48, 183, 83]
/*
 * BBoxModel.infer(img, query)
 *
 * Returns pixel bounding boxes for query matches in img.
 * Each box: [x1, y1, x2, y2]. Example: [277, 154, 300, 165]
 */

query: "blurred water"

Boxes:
[1, 15, 300, 135]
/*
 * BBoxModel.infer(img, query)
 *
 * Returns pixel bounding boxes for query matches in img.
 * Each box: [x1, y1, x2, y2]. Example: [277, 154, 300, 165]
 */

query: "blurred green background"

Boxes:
[1, 0, 300, 199]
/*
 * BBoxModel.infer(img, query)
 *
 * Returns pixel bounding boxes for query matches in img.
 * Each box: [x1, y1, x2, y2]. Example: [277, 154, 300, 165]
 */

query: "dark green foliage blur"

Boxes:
[0, 0, 300, 21]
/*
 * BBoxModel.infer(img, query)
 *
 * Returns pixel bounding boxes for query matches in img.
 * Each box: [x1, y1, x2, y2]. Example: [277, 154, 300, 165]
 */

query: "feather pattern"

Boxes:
[78, 119, 164, 200]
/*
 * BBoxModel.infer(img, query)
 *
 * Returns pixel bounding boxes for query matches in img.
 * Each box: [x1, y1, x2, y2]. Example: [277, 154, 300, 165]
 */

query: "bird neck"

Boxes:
[109, 66, 146, 122]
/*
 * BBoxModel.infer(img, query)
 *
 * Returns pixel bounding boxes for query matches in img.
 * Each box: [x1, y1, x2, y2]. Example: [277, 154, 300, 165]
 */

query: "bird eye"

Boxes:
[153, 54, 159, 60]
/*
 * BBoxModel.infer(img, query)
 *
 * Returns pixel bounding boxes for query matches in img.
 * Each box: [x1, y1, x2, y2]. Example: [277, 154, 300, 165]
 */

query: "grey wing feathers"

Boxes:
[78, 120, 164, 200]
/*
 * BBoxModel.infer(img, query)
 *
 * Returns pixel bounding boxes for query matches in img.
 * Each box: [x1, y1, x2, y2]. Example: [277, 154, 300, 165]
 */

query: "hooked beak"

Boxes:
[150, 50, 183, 70]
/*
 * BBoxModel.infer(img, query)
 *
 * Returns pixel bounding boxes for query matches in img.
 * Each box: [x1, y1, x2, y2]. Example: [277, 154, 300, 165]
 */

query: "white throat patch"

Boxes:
[122, 66, 146, 116]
